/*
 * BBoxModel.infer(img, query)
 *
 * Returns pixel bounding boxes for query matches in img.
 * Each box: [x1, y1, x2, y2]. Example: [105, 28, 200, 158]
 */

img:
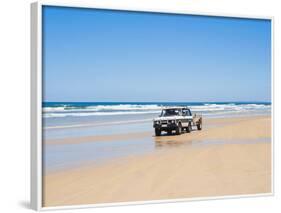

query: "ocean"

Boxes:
[43, 101, 271, 119]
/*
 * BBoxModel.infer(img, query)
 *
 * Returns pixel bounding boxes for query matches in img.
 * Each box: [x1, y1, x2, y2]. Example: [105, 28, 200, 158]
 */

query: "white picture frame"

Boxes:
[31, 1, 274, 211]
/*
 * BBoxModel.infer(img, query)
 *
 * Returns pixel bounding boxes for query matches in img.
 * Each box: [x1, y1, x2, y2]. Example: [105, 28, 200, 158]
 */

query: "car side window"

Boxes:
[182, 109, 187, 116]
[187, 109, 191, 116]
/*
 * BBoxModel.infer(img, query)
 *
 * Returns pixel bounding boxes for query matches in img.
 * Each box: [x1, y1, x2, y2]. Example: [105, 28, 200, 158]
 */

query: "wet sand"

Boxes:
[43, 115, 271, 207]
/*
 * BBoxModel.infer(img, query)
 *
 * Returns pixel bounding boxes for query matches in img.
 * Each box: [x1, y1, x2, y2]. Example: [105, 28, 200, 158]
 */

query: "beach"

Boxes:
[43, 112, 271, 207]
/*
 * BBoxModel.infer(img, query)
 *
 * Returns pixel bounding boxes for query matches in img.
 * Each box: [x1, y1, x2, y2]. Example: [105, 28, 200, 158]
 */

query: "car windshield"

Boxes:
[161, 109, 181, 117]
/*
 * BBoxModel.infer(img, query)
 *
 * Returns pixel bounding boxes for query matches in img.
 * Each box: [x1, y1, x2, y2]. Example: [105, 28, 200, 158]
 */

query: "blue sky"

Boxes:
[43, 6, 271, 102]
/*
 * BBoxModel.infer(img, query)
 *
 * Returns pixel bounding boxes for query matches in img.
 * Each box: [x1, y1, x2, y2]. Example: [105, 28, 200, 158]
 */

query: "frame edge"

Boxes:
[31, 2, 42, 211]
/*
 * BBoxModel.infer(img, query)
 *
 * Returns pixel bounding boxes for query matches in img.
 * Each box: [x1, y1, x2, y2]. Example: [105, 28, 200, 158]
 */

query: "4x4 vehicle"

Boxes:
[153, 107, 202, 136]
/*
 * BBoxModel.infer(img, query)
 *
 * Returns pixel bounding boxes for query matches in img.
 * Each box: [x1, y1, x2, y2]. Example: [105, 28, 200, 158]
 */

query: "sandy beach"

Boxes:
[43, 115, 271, 207]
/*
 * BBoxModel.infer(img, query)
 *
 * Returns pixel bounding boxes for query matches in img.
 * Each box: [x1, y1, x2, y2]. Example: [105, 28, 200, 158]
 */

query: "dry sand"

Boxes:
[43, 115, 272, 207]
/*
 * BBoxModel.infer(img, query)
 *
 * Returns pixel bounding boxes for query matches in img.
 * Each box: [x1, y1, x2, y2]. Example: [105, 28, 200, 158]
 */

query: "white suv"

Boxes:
[153, 107, 202, 136]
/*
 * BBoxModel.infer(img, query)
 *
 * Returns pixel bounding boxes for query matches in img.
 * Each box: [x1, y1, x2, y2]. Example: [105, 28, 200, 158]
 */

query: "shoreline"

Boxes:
[45, 115, 270, 145]
[43, 114, 271, 207]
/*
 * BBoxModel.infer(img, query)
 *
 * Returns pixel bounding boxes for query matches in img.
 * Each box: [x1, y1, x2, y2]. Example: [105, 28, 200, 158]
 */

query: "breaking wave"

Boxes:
[43, 103, 271, 118]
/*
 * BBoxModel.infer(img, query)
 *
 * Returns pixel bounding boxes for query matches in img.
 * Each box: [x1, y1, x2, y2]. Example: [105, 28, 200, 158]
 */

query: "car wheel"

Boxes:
[175, 123, 182, 135]
[197, 122, 202, 130]
[155, 128, 161, 136]
[186, 122, 192, 133]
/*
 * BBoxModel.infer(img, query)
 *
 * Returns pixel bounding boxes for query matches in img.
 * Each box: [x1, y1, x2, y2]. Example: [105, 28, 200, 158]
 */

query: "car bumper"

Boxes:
[153, 123, 178, 130]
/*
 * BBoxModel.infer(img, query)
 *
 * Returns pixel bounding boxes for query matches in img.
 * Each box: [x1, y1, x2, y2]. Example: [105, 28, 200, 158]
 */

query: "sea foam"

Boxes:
[43, 103, 271, 118]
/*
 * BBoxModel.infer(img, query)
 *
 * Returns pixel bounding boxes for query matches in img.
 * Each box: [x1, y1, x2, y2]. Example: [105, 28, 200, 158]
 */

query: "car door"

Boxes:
[182, 109, 189, 127]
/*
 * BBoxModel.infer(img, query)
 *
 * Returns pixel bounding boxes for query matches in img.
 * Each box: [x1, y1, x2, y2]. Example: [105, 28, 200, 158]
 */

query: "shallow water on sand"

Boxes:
[154, 137, 271, 148]
[44, 121, 152, 140]
[44, 136, 153, 173]
[44, 133, 271, 173]
[43, 110, 271, 139]
[43, 112, 271, 173]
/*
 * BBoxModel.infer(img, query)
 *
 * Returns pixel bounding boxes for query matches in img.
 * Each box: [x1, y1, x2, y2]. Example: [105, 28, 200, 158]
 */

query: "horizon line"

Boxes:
[42, 101, 272, 103]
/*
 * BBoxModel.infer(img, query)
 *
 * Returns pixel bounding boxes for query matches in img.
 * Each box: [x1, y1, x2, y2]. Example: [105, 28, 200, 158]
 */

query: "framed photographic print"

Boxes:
[31, 1, 273, 210]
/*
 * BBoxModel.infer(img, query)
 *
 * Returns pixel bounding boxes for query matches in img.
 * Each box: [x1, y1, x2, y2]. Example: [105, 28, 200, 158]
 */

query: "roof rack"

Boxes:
[161, 106, 189, 110]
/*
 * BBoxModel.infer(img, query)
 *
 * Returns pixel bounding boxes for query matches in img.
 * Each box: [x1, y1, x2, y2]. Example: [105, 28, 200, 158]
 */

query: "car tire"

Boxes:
[175, 123, 182, 135]
[186, 122, 192, 133]
[155, 128, 161, 136]
[197, 122, 202, 130]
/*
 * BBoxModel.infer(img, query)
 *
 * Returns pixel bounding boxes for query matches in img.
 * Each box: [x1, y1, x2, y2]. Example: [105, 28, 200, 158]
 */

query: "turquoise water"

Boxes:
[43, 102, 271, 121]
